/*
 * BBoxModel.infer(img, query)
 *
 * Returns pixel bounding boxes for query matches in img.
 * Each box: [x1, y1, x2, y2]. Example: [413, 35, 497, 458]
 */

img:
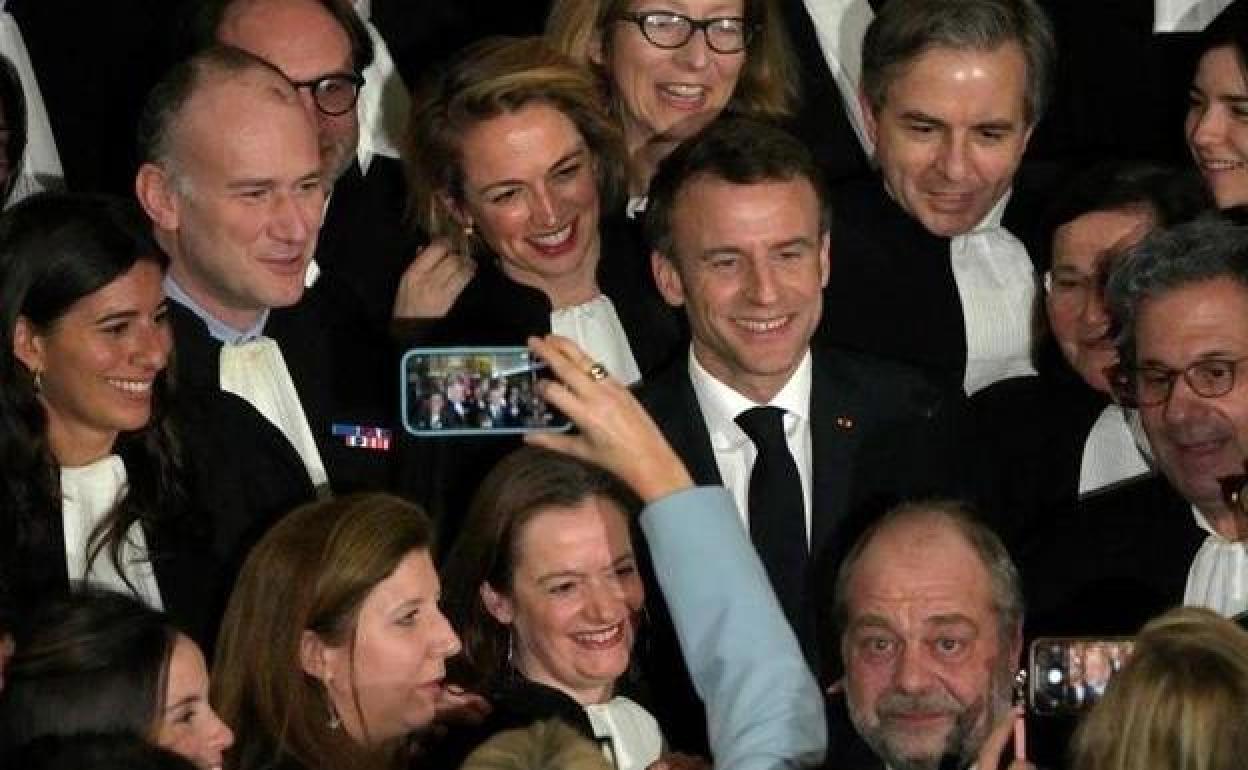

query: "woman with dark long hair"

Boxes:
[0, 193, 312, 647]
[0, 590, 233, 770]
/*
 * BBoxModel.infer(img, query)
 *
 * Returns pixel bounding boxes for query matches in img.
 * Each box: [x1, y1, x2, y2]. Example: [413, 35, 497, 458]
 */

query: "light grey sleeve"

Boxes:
[640, 486, 827, 770]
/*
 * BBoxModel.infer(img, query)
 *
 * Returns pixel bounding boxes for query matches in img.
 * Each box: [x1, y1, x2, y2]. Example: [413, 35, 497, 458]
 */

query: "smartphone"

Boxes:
[1027, 636, 1134, 716]
[400, 346, 572, 437]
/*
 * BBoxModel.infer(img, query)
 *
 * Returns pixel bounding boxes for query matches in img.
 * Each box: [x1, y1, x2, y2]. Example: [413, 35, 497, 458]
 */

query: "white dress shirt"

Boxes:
[801, 0, 875, 154]
[951, 192, 1039, 395]
[1078, 405, 1153, 497]
[688, 349, 814, 540]
[1184, 505, 1248, 617]
[61, 455, 164, 610]
[550, 294, 642, 385]
[353, 0, 408, 175]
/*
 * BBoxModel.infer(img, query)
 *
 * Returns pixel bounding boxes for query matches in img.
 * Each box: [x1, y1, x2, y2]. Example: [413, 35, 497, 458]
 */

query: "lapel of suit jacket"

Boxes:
[809, 351, 861, 560]
[639, 359, 723, 487]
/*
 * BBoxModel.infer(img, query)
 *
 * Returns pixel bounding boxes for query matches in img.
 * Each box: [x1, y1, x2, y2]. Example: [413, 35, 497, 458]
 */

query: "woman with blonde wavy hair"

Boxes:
[1072, 606, 1248, 770]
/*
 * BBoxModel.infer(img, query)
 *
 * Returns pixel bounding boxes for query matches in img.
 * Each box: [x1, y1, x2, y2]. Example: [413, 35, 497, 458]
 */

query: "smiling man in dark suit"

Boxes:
[634, 114, 973, 755]
[134, 46, 393, 496]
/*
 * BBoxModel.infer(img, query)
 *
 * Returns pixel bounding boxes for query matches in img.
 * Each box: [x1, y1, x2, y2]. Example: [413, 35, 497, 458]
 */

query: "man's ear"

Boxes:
[818, 231, 831, 289]
[135, 163, 180, 232]
[12, 316, 45, 376]
[299, 629, 334, 680]
[480, 581, 515, 625]
[652, 250, 686, 308]
[859, 89, 879, 148]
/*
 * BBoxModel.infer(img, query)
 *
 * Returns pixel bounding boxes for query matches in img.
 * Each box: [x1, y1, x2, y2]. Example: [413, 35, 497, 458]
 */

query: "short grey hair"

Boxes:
[832, 500, 1023, 646]
[1107, 217, 1248, 371]
[861, 0, 1056, 126]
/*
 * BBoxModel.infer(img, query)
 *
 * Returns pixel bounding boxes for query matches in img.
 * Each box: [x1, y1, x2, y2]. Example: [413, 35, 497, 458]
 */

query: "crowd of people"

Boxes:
[3, 1, 1248, 769]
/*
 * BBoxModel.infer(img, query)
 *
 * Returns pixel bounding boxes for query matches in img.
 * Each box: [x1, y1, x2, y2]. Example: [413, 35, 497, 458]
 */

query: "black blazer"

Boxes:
[817, 175, 1049, 391]
[634, 345, 976, 754]
[167, 281, 397, 495]
[1022, 473, 1206, 639]
[777, 0, 873, 185]
[314, 156, 421, 333]
[0, 388, 314, 652]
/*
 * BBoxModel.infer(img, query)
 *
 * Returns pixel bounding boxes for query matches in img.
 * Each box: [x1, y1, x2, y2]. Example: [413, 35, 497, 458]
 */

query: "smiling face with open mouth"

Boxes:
[1187, 45, 1248, 209]
[15, 260, 172, 465]
[482, 496, 644, 705]
[1136, 278, 1248, 520]
[655, 174, 829, 404]
[599, 0, 747, 152]
[454, 104, 603, 308]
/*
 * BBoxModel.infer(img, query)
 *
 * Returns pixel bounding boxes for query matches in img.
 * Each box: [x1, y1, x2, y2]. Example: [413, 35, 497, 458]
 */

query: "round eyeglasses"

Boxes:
[290, 73, 365, 117]
[614, 11, 754, 55]
[1115, 357, 1248, 407]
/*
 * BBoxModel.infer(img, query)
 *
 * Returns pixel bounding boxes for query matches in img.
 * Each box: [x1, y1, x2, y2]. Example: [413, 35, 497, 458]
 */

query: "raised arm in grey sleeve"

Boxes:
[640, 486, 827, 770]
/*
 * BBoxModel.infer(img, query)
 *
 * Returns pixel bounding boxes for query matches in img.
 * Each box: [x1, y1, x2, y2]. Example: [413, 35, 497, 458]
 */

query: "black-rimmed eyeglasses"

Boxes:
[290, 73, 365, 116]
[1114, 357, 1248, 407]
[613, 12, 754, 55]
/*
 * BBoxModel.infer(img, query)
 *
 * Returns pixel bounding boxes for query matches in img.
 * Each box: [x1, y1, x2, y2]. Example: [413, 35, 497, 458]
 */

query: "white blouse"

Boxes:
[1185, 506, 1248, 618]
[550, 294, 642, 385]
[60, 455, 163, 609]
[584, 696, 664, 770]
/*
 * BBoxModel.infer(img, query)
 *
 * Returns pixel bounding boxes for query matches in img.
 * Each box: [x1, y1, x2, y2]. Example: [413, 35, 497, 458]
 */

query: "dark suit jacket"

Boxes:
[817, 175, 1049, 391]
[314, 156, 421, 332]
[1022, 473, 1205, 639]
[635, 346, 976, 754]
[778, 0, 873, 185]
[168, 281, 396, 495]
[0, 388, 313, 653]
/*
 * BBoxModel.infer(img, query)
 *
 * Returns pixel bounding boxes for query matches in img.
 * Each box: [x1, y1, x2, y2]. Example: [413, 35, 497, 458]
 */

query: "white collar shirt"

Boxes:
[1185, 505, 1248, 617]
[950, 191, 1039, 395]
[1154, 0, 1233, 31]
[687, 348, 814, 540]
[0, 2, 63, 204]
[1078, 404, 1154, 497]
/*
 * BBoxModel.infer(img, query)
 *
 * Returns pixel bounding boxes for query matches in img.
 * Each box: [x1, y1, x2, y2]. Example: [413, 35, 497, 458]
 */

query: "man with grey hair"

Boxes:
[134, 44, 393, 496]
[817, 0, 1056, 398]
[1026, 219, 1248, 633]
[829, 500, 1024, 770]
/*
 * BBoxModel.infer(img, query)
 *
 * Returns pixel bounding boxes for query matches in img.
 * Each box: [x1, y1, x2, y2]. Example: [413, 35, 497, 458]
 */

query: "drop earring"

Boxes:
[32, 369, 42, 392]
[463, 222, 475, 238]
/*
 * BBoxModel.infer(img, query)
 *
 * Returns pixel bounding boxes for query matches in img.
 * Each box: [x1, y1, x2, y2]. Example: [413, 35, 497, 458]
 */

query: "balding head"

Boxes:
[135, 44, 324, 332]
[834, 501, 1022, 770]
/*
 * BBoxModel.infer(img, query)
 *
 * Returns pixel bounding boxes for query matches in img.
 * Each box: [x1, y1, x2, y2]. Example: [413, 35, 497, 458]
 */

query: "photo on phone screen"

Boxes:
[1028, 637, 1135, 716]
[400, 347, 571, 437]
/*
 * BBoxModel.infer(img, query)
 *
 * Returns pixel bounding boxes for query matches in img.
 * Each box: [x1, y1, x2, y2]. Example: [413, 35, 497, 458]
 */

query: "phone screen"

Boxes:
[400, 347, 572, 436]
[1028, 637, 1135, 716]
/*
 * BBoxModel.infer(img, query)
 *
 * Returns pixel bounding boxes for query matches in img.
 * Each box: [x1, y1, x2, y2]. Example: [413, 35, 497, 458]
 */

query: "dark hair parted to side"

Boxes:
[1047, 162, 1213, 241]
[440, 447, 639, 692]
[0, 590, 177, 752]
[861, 0, 1055, 126]
[0, 193, 181, 603]
[544, 0, 798, 124]
[643, 114, 830, 260]
[1107, 217, 1248, 371]
[136, 44, 290, 173]
[1194, 0, 1248, 74]
[212, 493, 434, 770]
[830, 500, 1023, 646]
[178, 0, 375, 73]
[405, 36, 626, 258]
